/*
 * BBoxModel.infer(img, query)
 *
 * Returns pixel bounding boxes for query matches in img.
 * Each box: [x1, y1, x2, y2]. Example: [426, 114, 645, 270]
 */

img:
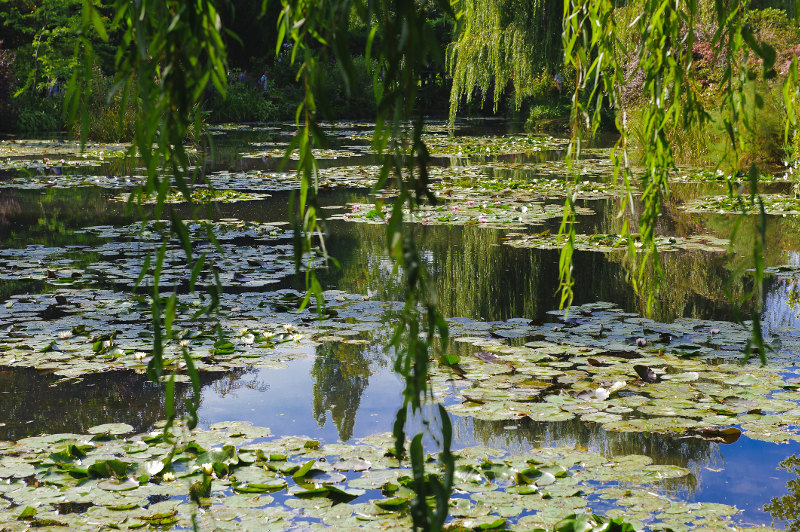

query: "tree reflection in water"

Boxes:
[311, 339, 387, 441]
[454, 415, 729, 494]
[765, 454, 800, 530]
[0, 367, 243, 440]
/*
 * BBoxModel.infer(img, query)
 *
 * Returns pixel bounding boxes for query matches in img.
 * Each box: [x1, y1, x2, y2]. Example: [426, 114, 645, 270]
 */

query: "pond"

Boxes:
[1, 119, 800, 530]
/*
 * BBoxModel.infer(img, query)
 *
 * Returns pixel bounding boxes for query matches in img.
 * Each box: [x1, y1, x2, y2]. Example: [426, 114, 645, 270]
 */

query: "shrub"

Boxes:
[318, 56, 379, 119]
[0, 42, 14, 132]
[627, 80, 788, 169]
[71, 68, 136, 142]
[13, 91, 63, 132]
[206, 70, 278, 123]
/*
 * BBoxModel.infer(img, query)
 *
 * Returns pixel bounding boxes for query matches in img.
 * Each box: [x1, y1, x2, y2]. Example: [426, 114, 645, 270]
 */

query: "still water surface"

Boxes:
[1, 120, 800, 527]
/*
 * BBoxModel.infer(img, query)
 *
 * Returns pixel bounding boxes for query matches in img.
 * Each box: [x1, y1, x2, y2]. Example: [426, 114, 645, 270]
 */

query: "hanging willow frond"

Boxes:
[447, 0, 562, 115]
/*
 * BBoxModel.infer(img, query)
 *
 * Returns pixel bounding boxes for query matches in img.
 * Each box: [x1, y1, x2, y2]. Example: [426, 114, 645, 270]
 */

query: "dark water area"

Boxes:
[1, 119, 800, 528]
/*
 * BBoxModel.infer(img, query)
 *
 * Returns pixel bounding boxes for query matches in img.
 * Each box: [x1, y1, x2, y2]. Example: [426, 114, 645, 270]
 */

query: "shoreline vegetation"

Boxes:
[1, 5, 797, 168]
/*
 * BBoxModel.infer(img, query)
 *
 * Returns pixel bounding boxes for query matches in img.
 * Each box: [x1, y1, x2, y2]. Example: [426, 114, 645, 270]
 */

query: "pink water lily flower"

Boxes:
[467, 200, 474, 206]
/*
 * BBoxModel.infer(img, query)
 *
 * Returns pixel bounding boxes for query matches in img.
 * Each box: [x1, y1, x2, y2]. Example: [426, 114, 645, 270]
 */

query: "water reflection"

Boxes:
[312, 341, 376, 440]
[452, 415, 719, 494]
[324, 210, 767, 324]
[765, 454, 800, 530]
[0, 368, 184, 440]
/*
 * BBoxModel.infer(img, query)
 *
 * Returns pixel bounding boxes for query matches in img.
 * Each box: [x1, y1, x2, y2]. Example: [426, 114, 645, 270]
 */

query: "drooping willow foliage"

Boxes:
[68, 1, 228, 516]
[69, 0, 800, 529]
[447, 0, 563, 113]
[451, 0, 800, 362]
[275, 1, 455, 526]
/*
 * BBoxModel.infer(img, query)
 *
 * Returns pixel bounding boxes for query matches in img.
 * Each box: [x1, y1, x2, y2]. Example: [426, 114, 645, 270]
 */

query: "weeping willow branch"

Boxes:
[447, 0, 562, 115]
[68, 0, 227, 438]
[278, 0, 454, 528]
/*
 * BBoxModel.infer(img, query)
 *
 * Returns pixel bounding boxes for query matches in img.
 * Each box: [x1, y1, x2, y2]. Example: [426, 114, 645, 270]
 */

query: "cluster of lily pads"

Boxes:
[671, 169, 792, 184]
[0, 140, 130, 158]
[113, 188, 269, 205]
[239, 148, 367, 161]
[0, 172, 146, 190]
[420, 134, 567, 158]
[503, 232, 730, 254]
[206, 166, 383, 191]
[683, 194, 800, 216]
[0, 220, 295, 290]
[434, 302, 800, 445]
[331, 199, 592, 230]
[0, 421, 747, 530]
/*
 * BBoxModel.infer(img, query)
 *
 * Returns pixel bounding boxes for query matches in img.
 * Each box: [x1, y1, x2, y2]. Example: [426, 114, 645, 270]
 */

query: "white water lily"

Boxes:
[241, 333, 255, 345]
[133, 351, 148, 360]
[179, 339, 191, 348]
[162, 472, 175, 482]
[57, 330, 73, 339]
[200, 463, 214, 475]
[291, 333, 304, 342]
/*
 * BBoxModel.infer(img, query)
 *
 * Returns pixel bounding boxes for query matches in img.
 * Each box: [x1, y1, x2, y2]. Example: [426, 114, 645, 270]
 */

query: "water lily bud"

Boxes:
[635, 338, 647, 347]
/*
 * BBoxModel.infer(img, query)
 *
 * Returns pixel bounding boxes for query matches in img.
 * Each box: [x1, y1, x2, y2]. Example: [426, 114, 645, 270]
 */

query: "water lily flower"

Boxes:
[201, 463, 214, 475]
[238, 327, 249, 335]
[242, 333, 255, 345]
[133, 351, 148, 361]
[479, 218, 488, 224]
[351, 204, 360, 211]
[179, 339, 190, 348]
[57, 330, 73, 339]
[494, 201, 501, 205]
[467, 201, 474, 206]
[162, 472, 175, 482]
[283, 324, 296, 332]
[451, 205, 458, 211]
[291, 333, 304, 342]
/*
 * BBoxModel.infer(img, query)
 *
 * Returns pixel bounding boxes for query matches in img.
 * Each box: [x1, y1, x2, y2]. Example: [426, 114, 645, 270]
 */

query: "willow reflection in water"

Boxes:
[765, 454, 800, 530]
[311, 340, 381, 441]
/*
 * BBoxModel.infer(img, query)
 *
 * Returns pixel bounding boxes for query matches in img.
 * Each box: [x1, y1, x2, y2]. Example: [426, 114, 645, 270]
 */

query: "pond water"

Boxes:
[2, 120, 800, 529]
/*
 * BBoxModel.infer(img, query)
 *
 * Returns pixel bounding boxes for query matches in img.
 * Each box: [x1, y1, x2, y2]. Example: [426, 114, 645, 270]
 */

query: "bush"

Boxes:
[744, 8, 800, 51]
[317, 56, 379, 119]
[206, 71, 278, 123]
[0, 42, 14, 132]
[71, 68, 136, 142]
[627, 80, 788, 168]
[13, 91, 63, 132]
[525, 103, 570, 131]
